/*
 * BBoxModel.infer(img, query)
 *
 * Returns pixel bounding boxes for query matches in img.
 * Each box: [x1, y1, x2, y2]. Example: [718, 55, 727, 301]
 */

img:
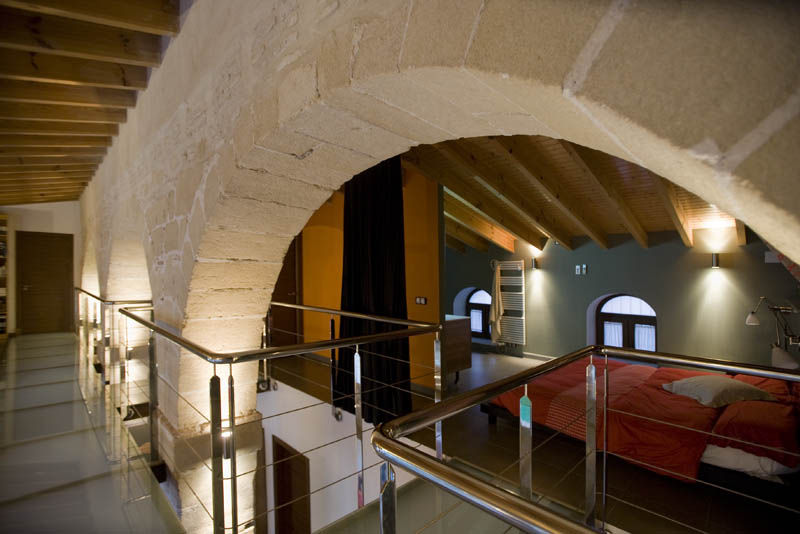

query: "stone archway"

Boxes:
[173, 0, 800, 431]
[78, 2, 800, 529]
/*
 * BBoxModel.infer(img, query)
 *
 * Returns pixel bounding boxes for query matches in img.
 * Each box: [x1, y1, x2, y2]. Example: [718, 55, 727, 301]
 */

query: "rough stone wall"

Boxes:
[81, 0, 800, 467]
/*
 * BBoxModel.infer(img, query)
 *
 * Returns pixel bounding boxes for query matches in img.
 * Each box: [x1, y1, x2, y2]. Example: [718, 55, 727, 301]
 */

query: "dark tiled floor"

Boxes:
[274, 350, 800, 533]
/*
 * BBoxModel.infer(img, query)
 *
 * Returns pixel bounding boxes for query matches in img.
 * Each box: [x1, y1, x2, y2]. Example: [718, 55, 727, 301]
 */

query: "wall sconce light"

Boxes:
[711, 253, 720, 269]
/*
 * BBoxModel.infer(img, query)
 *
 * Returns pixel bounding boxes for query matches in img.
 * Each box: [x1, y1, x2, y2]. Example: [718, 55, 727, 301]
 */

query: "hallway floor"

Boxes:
[0, 333, 182, 533]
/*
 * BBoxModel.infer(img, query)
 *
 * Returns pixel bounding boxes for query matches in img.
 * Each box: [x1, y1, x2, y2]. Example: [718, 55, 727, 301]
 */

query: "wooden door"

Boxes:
[271, 235, 302, 345]
[17, 231, 73, 334]
[273, 435, 310, 534]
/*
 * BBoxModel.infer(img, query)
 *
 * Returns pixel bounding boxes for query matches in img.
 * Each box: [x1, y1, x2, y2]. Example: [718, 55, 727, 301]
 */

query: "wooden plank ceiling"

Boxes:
[403, 135, 740, 254]
[0, 0, 179, 205]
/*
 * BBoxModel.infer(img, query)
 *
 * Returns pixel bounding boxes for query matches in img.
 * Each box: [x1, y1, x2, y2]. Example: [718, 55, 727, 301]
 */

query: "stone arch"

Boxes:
[157, 0, 799, 432]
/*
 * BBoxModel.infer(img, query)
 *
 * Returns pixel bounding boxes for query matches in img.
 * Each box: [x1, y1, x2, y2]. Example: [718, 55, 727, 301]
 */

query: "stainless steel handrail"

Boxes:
[372, 345, 800, 533]
[117, 301, 441, 365]
[75, 286, 152, 305]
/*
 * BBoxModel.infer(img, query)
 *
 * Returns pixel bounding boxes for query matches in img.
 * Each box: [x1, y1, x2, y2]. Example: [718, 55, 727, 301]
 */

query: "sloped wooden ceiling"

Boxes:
[405, 135, 740, 254]
[0, 0, 179, 205]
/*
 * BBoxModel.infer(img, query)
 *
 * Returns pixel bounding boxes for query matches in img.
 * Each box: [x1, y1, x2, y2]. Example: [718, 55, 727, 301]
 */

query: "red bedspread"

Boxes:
[492, 359, 723, 481]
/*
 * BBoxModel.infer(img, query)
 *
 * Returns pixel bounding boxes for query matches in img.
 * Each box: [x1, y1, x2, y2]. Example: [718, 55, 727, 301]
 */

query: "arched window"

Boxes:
[467, 289, 492, 339]
[596, 295, 657, 351]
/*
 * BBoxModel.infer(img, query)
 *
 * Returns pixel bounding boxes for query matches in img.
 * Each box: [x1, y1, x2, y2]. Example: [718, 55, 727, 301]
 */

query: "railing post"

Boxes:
[330, 315, 341, 421]
[434, 331, 443, 460]
[210, 374, 225, 534]
[602, 357, 609, 530]
[228, 369, 239, 534]
[354, 345, 364, 508]
[379, 462, 397, 534]
[148, 328, 160, 465]
[257, 310, 276, 392]
[584, 357, 597, 527]
[519, 384, 532, 500]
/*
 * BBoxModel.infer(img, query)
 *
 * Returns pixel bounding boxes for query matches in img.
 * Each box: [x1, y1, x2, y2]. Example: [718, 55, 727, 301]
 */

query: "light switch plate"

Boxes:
[575, 265, 581, 275]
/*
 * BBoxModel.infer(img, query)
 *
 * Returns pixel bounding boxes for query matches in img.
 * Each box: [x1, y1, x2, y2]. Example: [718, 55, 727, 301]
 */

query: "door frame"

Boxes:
[16, 230, 74, 334]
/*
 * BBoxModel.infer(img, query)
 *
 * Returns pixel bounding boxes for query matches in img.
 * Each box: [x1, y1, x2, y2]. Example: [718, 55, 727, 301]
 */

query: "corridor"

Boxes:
[0, 333, 181, 533]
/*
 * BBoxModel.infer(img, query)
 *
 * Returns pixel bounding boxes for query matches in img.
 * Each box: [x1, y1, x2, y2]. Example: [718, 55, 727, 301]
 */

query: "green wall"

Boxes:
[444, 231, 800, 366]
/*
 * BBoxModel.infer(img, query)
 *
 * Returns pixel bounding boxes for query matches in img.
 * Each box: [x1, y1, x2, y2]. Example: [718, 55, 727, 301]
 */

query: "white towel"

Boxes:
[489, 264, 504, 342]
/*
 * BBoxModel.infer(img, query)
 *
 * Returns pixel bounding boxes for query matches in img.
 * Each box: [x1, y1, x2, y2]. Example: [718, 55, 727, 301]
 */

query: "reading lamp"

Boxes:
[745, 296, 800, 348]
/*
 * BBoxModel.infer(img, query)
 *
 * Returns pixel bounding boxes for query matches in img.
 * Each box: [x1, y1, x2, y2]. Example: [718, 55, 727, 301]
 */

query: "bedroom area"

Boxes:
[431, 135, 800, 532]
[265, 133, 800, 533]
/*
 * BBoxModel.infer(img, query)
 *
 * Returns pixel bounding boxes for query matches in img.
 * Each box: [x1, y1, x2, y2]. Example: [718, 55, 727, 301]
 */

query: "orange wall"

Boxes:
[301, 168, 439, 387]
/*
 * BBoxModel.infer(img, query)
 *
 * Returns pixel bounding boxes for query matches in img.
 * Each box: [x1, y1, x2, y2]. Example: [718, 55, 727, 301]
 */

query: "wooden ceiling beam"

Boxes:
[0, 185, 85, 195]
[445, 234, 466, 254]
[0, 193, 81, 205]
[445, 217, 490, 253]
[0, 164, 95, 173]
[404, 152, 544, 250]
[557, 140, 648, 248]
[0, 102, 126, 123]
[653, 177, 693, 247]
[0, 119, 117, 136]
[0, 134, 111, 147]
[443, 192, 516, 253]
[436, 141, 571, 250]
[735, 220, 747, 246]
[0, 0, 179, 36]
[0, 79, 136, 108]
[0, 146, 106, 156]
[0, 178, 88, 187]
[0, 170, 91, 180]
[485, 136, 609, 249]
[0, 7, 162, 67]
[0, 49, 147, 90]
[0, 155, 102, 165]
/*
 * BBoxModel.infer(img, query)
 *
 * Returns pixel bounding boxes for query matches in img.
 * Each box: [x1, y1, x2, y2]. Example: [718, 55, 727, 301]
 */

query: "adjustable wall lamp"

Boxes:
[745, 296, 800, 348]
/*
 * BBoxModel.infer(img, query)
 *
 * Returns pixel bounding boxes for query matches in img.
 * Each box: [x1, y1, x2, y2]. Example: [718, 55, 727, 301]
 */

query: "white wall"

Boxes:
[0, 201, 82, 333]
[257, 380, 427, 532]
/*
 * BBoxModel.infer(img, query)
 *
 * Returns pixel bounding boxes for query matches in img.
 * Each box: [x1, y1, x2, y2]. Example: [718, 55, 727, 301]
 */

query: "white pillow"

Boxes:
[662, 375, 775, 408]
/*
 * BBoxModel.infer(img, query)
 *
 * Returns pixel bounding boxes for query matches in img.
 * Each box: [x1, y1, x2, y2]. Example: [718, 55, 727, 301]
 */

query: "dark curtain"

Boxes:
[333, 156, 412, 424]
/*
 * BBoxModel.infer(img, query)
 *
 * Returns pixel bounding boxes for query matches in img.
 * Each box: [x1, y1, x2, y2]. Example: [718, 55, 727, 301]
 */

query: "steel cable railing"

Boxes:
[101, 293, 444, 534]
[373, 346, 800, 534]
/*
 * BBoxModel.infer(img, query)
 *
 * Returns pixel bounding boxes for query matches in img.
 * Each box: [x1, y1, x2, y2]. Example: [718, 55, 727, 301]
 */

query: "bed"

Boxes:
[486, 358, 800, 482]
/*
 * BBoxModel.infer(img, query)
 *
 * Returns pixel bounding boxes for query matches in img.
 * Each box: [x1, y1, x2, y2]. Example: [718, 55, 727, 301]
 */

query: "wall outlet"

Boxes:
[575, 265, 581, 275]
[415, 296, 427, 305]
[582, 264, 587, 275]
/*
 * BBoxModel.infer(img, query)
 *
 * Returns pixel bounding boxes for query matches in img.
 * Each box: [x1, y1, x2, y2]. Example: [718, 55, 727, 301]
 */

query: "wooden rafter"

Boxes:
[736, 220, 747, 246]
[0, 119, 117, 136]
[484, 136, 609, 249]
[0, 0, 180, 36]
[445, 235, 466, 254]
[403, 152, 546, 250]
[436, 140, 572, 250]
[0, 49, 147, 90]
[0, 102, 126, 123]
[0, 79, 136, 108]
[445, 217, 490, 253]
[557, 140, 648, 248]
[653, 177, 693, 247]
[443, 192, 516, 253]
[0, 135, 111, 147]
[0, 170, 92, 179]
[0, 164, 96, 173]
[0, 193, 80, 204]
[0, 7, 162, 67]
[0, 155, 102, 165]
[0, 146, 106, 156]
[0, 179, 89, 187]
